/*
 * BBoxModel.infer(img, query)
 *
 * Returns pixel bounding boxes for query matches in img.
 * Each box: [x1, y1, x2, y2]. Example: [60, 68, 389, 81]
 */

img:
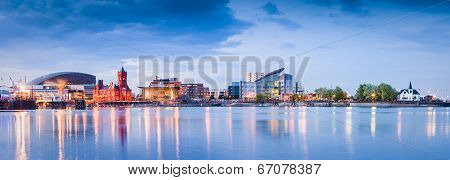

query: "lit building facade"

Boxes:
[16, 72, 96, 103]
[93, 67, 132, 102]
[255, 68, 284, 98]
[255, 68, 294, 99]
[139, 78, 181, 102]
[241, 81, 256, 101]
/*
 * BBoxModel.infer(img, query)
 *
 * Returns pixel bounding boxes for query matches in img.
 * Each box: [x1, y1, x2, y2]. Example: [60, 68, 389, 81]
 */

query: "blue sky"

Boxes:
[0, 0, 449, 98]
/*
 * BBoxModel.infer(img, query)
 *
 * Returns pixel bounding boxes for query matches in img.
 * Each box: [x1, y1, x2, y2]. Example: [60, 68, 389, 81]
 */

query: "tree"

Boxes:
[378, 83, 397, 101]
[314, 87, 333, 100]
[332, 86, 347, 101]
[364, 84, 379, 101]
[256, 94, 268, 103]
[355, 83, 398, 102]
[355, 84, 367, 101]
[315, 87, 347, 101]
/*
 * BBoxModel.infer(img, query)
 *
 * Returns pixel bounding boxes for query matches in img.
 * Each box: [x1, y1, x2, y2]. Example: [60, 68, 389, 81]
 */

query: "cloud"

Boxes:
[280, 42, 296, 49]
[261, 2, 283, 15]
[263, 17, 302, 30]
[305, 0, 368, 15]
[305, 0, 450, 15]
[0, 0, 255, 89]
[0, 0, 252, 45]
[377, 0, 450, 9]
[395, 26, 450, 52]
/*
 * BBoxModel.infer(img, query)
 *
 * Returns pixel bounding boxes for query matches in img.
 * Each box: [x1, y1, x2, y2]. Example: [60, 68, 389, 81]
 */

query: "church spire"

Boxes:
[409, 81, 413, 89]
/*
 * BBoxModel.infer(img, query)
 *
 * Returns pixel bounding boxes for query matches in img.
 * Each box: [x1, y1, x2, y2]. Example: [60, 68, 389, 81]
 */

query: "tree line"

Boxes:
[313, 83, 398, 102]
[355, 83, 397, 102]
[314, 86, 347, 101]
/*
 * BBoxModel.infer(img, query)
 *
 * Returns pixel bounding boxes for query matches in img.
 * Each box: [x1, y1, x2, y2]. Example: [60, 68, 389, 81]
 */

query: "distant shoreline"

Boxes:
[1, 101, 449, 111]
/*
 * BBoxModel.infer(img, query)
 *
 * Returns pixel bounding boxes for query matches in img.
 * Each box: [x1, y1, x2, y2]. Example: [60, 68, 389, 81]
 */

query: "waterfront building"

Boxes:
[246, 72, 265, 82]
[295, 82, 304, 94]
[209, 89, 218, 99]
[0, 79, 12, 100]
[181, 83, 210, 100]
[139, 77, 181, 102]
[150, 77, 183, 96]
[209, 89, 221, 99]
[93, 67, 132, 102]
[227, 82, 240, 99]
[209, 89, 227, 99]
[254, 68, 295, 100]
[0, 89, 11, 100]
[255, 68, 284, 98]
[241, 81, 256, 101]
[279, 74, 293, 95]
[21, 72, 96, 103]
[423, 95, 436, 102]
[397, 82, 421, 102]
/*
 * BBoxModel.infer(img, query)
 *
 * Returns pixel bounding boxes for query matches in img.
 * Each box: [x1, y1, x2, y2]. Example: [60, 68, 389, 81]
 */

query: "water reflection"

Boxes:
[371, 107, 377, 137]
[143, 108, 151, 156]
[118, 110, 127, 148]
[427, 107, 436, 138]
[298, 107, 308, 159]
[226, 107, 233, 146]
[2, 107, 450, 160]
[204, 107, 211, 158]
[174, 107, 180, 159]
[345, 107, 354, 157]
[56, 110, 64, 160]
[397, 110, 402, 142]
[156, 107, 162, 159]
[14, 112, 30, 160]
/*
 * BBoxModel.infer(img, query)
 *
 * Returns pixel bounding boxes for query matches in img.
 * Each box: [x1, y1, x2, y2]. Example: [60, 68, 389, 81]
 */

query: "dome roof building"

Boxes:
[28, 72, 96, 86]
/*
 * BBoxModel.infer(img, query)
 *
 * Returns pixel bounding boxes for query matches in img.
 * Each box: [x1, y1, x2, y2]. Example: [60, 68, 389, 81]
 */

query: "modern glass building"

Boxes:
[279, 74, 293, 95]
[228, 82, 240, 99]
[255, 68, 284, 98]
[254, 68, 293, 99]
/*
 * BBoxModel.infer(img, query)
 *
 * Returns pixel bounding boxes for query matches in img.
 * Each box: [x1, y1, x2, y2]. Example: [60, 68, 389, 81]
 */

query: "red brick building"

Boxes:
[93, 67, 132, 102]
[181, 83, 210, 100]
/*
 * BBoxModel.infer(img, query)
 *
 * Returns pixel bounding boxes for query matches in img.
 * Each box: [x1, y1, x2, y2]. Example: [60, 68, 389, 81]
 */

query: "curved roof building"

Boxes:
[29, 72, 96, 85]
[255, 68, 284, 82]
[255, 68, 286, 97]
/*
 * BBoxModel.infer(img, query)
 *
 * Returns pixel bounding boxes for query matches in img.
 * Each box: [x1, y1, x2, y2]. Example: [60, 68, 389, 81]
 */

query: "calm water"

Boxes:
[1, 107, 449, 160]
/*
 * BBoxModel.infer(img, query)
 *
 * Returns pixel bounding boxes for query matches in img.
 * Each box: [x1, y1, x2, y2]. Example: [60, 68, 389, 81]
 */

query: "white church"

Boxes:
[397, 82, 421, 102]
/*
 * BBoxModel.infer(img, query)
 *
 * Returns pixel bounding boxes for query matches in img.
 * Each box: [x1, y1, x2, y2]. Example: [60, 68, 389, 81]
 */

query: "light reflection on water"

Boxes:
[0, 107, 450, 160]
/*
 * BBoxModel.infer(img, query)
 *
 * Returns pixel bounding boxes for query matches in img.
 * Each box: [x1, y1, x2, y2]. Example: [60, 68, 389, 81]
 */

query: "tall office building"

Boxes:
[279, 74, 293, 95]
[246, 72, 265, 82]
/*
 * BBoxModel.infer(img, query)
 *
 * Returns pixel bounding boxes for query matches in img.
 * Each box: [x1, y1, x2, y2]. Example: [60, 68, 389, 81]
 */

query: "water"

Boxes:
[0, 107, 449, 160]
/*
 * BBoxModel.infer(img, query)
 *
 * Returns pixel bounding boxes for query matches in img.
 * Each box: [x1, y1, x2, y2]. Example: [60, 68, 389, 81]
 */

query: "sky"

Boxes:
[0, 0, 449, 98]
